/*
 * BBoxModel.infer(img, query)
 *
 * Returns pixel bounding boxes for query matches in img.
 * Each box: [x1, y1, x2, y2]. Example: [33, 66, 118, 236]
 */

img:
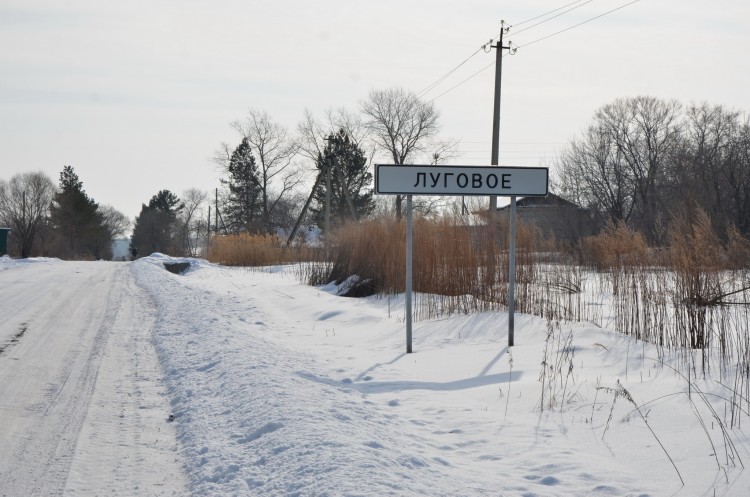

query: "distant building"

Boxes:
[496, 193, 595, 243]
[111, 238, 130, 260]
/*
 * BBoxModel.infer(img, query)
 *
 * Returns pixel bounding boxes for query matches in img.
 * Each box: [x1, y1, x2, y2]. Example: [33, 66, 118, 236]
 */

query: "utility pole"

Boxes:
[325, 138, 332, 236]
[323, 134, 359, 229]
[332, 153, 358, 220]
[286, 133, 357, 247]
[286, 169, 324, 246]
[489, 21, 510, 214]
[207, 205, 211, 251]
[489, 20, 516, 347]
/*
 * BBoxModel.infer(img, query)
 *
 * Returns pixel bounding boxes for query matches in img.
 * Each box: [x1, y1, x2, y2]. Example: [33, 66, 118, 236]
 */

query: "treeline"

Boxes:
[5, 92, 748, 261]
[128, 111, 381, 258]
[0, 166, 129, 259]
[2, 86, 443, 260]
[557, 96, 750, 243]
[130, 87, 444, 258]
[207, 93, 750, 259]
[209, 87, 441, 237]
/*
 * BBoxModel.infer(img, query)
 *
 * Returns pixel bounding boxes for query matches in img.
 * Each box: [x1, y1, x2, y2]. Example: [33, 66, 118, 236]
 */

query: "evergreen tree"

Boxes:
[130, 190, 184, 257]
[59, 165, 83, 192]
[148, 189, 184, 217]
[49, 165, 110, 259]
[312, 129, 374, 230]
[220, 138, 263, 233]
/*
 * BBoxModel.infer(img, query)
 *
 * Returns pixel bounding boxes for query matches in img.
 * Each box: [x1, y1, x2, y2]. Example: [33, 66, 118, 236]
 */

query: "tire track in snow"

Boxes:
[0, 261, 186, 497]
[63, 264, 186, 496]
[0, 323, 28, 355]
[0, 262, 119, 496]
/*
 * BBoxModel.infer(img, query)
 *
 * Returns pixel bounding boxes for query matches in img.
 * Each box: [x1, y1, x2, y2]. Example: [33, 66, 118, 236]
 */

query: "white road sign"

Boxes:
[375, 164, 548, 197]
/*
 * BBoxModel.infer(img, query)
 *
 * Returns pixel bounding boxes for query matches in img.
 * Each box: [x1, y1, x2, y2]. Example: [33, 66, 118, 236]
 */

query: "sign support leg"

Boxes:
[405, 194, 413, 353]
[508, 195, 516, 347]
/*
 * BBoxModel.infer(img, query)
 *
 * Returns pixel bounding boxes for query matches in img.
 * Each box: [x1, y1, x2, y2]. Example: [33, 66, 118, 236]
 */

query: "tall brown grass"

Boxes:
[667, 209, 722, 352]
[300, 218, 405, 297]
[577, 221, 650, 271]
[206, 233, 314, 267]
[296, 214, 545, 319]
[727, 224, 750, 270]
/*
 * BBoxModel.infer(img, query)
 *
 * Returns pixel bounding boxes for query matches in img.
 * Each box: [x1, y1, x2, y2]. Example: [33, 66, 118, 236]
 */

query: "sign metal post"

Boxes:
[405, 194, 413, 353]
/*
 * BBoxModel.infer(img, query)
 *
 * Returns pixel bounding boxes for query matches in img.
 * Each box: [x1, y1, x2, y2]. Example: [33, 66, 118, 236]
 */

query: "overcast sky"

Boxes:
[2, 0, 749, 224]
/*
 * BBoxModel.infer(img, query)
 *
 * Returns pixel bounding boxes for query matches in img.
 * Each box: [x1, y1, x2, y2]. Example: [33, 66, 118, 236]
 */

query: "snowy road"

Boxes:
[0, 260, 184, 497]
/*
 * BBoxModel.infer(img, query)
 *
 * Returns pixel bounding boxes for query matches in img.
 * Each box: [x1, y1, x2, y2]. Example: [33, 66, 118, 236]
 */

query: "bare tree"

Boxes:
[557, 96, 682, 242]
[99, 205, 131, 240]
[297, 109, 327, 165]
[361, 87, 441, 218]
[76, 204, 131, 260]
[597, 96, 682, 240]
[557, 124, 635, 226]
[177, 188, 208, 256]
[730, 116, 750, 235]
[677, 104, 750, 237]
[412, 138, 462, 217]
[327, 108, 374, 161]
[231, 109, 301, 233]
[212, 142, 234, 173]
[298, 107, 375, 166]
[0, 171, 56, 258]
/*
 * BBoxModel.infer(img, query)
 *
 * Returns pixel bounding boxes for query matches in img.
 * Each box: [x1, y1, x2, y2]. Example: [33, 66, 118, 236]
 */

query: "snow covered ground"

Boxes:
[2, 254, 750, 496]
[0, 256, 184, 497]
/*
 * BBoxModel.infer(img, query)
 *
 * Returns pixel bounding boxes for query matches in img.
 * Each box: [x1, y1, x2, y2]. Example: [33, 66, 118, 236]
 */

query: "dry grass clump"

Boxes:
[304, 218, 405, 296]
[414, 217, 482, 294]
[302, 216, 491, 301]
[412, 216, 502, 317]
[206, 233, 312, 267]
[577, 221, 650, 271]
[727, 224, 750, 270]
[666, 208, 750, 354]
[298, 214, 546, 318]
[668, 208, 724, 307]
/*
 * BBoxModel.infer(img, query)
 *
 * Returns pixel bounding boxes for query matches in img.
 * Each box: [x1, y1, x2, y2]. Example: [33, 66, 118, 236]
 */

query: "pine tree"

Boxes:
[49, 165, 109, 259]
[220, 138, 263, 233]
[312, 129, 374, 230]
[148, 189, 184, 217]
[130, 190, 184, 257]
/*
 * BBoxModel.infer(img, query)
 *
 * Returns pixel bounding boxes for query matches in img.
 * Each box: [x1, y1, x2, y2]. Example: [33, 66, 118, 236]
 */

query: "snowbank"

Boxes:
[129, 255, 750, 496]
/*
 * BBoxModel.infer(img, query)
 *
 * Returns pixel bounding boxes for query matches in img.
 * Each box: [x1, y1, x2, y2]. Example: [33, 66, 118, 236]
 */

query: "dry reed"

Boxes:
[296, 214, 546, 319]
[206, 233, 313, 267]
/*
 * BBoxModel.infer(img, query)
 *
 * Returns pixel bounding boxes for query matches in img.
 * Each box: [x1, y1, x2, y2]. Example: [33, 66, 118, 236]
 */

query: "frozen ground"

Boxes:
[1, 254, 750, 496]
[0, 256, 184, 497]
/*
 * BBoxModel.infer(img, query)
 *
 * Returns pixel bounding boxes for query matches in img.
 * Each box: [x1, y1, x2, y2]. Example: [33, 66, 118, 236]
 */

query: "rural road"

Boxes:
[0, 260, 185, 497]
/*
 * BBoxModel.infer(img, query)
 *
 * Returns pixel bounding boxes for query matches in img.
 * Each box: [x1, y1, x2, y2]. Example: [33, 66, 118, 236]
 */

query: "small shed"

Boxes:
[0, 228, 10, 256]
[496, 193, 595, 243]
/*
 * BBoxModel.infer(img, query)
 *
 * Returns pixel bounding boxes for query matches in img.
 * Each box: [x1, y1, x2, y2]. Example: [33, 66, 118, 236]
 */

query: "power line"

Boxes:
[511, 0, 584, 27]
[417, 0, 588, 100]
[435, 140, 564, 144]
[428, 59, 496, 102]
[512, 0, 595, 36]
[516, 0, 641, 49]
[420, 0, 640, 102]
[417, 46, 485, 98]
